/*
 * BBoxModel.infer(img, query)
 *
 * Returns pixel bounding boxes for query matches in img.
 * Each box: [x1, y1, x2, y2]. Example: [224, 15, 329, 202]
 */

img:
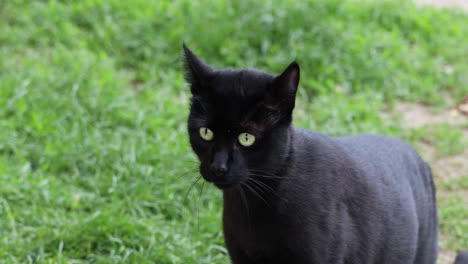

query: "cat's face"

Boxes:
[183, 45, 299, 190]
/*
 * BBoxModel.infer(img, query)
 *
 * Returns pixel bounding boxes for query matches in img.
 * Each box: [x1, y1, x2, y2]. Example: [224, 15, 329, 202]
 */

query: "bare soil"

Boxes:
[395, 102, 466, 130]
[416, 0, 468, 10]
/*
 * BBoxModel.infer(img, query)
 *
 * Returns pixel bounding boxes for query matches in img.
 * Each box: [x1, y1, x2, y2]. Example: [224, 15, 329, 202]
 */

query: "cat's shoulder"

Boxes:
[291, 127, 351, 161]
[291, 127, 337, 150]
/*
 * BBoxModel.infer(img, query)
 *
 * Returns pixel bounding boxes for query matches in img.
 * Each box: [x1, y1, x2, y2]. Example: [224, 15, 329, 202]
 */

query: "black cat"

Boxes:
[183, 44, 438, 264]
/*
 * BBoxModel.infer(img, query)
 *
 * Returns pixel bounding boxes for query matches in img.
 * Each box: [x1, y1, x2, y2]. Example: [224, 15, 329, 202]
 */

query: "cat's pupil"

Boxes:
[204, 128, 208, 135]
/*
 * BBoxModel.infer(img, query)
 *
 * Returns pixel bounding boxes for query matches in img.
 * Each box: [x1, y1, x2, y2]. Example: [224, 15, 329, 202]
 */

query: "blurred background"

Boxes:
[0, 0, 466, 263]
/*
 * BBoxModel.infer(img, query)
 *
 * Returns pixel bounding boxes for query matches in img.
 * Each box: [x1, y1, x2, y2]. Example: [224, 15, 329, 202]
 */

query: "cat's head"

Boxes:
[183, 44, 299, 190]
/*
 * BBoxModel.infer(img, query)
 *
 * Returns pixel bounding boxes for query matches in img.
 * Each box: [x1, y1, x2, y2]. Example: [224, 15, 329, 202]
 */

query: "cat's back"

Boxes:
[292, 129, 435, 199]
[290, 129, 438, 263]
[292, 129, 433, 199]
[332, 134, 436, 218]
[334, 133, 434, 193]
[293, 129, 425, 177]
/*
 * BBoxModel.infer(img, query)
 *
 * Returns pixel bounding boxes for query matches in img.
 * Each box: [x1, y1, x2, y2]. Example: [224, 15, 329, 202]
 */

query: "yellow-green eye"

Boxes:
[199, 127, 214, 141]
[238, 133, 255, 147]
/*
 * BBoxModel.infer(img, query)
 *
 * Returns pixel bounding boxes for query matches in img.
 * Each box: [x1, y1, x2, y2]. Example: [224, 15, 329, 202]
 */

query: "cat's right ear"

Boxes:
[182, 44, 213, 94]
[267, 61, 300, 112]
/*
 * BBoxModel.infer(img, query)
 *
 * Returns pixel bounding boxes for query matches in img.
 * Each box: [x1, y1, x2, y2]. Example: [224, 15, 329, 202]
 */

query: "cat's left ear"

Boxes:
[269, 61, 300, 111]
[182, 44, 213, 94]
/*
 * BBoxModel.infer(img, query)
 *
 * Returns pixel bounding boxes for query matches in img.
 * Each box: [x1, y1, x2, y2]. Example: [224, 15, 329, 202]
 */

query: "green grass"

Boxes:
[0, 0, 467, 263]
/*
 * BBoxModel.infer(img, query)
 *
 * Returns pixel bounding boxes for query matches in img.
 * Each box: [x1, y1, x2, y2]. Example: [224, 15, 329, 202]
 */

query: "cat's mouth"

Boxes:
[200, 168, 240, 190]
[212, 181, 238, 190]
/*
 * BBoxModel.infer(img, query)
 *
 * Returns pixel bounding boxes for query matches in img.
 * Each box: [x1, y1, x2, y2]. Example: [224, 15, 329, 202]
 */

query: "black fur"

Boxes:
[454, 251, 468, 264]
[183, 44, 438, 264]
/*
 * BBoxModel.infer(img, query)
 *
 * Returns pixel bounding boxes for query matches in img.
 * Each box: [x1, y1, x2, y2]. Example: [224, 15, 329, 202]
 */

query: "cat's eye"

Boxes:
[199, 127, 214, 141]
[238, 133, 255, 147]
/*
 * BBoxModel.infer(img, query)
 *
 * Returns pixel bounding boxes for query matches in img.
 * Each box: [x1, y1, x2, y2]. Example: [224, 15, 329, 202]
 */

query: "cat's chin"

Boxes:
[213, 181, 238, 190]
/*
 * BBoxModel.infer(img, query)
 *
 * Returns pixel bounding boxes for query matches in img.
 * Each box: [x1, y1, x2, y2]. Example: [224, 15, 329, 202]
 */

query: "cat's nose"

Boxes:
[210, 163, 228, 176]
[210, 150, 229, 177]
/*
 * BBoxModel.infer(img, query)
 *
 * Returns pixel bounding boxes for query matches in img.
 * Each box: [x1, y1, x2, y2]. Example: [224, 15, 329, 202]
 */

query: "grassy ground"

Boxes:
[0, 0, 466, 263]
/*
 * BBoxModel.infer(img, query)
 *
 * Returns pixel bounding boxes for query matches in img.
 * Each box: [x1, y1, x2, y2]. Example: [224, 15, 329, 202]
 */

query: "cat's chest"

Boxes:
[225, 214, 282, 258]
[223, 200, 291, 258]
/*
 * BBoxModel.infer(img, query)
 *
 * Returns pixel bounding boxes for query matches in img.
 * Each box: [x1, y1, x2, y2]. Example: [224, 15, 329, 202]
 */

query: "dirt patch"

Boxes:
[419, 141, 437, 162]
[394, 102, 466, 129]
[416, 0, 468, 10]
[433, 149, 468, 179]
[393, 102, 468, 179]
[438, 250, 457, 264]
